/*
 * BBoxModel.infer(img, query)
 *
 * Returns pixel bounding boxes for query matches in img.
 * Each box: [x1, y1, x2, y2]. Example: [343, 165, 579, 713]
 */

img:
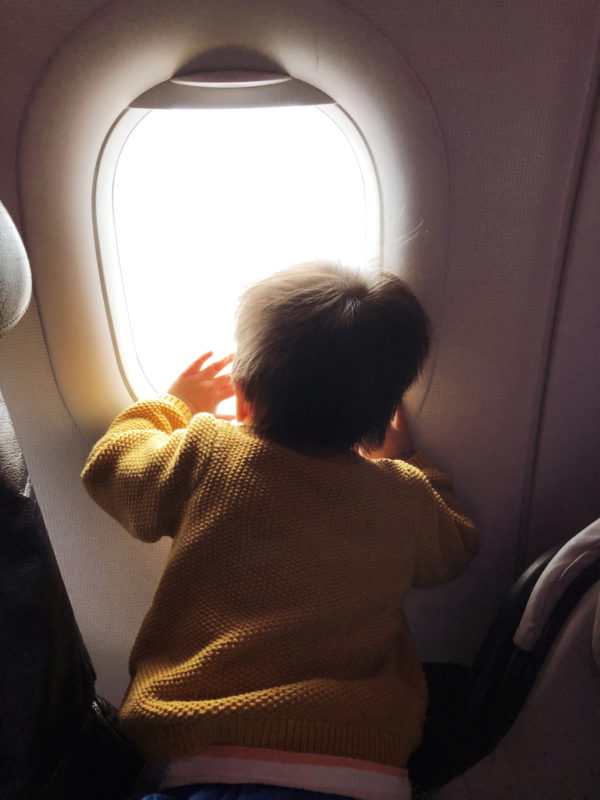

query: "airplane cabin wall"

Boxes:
[0, 0, 598, 702]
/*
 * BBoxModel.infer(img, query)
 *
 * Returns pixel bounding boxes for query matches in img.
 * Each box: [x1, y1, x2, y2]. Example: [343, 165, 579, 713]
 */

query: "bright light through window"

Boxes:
[112, 105, 377, 403]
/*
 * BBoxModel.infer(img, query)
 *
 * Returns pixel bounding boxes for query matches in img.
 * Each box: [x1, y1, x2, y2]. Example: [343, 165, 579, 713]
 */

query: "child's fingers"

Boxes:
[213, 375, 234, 396]
[217, 383, 235, 398]
[182, 352, 213, 375]
[196, 353, 234, 378]
[209, 353, 235, 374]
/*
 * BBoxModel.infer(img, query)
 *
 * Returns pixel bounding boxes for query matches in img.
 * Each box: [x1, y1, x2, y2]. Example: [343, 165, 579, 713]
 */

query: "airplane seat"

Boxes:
[411, 519, 600, 799]
[0, 200, 141, 800]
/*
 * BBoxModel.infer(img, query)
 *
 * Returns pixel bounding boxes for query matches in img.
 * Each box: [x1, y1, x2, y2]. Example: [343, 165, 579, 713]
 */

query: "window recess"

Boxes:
[130, 69, 335, 108]
[94, 70, 381, 404]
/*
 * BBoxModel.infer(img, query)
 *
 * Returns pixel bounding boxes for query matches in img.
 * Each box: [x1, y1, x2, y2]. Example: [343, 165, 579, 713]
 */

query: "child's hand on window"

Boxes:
[168, 352, 235, 417]
[361, 406, 415, 461]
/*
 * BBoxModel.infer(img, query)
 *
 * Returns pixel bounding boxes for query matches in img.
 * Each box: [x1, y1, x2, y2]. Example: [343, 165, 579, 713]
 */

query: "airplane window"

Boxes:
[101, 102, 380, 409]
[23, 9, 446, 435]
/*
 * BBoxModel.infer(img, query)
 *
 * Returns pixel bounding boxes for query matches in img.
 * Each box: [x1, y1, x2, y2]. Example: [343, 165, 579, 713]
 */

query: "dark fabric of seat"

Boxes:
[409, 539, 600, 796]
[0, 198, 141, 798]
[0, 392, 141, 799]
[0, 389, 90, 796]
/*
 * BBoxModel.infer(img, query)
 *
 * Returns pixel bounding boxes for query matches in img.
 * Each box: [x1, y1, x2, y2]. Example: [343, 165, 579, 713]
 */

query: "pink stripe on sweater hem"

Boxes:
[159, 747, 411, 800]
[198, 747, 407, 777]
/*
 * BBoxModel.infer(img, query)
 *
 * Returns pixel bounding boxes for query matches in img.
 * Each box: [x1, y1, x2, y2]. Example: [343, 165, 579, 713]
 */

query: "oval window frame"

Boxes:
[19, 0, 448, 439]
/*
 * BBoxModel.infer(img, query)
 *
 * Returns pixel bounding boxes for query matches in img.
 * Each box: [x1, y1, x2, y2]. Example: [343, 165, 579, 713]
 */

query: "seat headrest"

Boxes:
[0, 201, 32, 338]
[514, 517, 600, 652]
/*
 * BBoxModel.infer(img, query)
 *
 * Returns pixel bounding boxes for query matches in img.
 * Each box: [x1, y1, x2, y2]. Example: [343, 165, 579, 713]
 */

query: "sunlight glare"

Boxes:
[113, 106, 371, 407]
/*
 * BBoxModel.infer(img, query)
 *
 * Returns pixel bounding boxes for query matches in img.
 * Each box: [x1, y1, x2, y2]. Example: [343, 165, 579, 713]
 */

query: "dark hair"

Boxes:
[232, 262, 430, 452]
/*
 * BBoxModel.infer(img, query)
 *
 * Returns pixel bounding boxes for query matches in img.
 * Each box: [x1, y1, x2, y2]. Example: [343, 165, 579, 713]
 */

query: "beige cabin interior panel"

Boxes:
[0, 0, 598, 701]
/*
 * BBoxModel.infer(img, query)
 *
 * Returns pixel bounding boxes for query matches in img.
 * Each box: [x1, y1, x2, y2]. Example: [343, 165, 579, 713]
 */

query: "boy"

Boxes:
[82, 262, 478, 800]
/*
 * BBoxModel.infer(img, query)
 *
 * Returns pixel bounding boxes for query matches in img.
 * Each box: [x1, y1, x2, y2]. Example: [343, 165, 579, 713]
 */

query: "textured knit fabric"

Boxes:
[81, 395, 478, 768]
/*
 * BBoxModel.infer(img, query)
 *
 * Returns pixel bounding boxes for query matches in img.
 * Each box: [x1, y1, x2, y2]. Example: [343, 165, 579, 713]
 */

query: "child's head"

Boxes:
[232, 261, 430, 452]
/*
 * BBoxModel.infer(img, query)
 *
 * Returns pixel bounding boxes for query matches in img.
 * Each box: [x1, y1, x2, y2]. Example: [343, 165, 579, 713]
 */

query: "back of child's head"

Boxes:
[232, 261, 430, 452]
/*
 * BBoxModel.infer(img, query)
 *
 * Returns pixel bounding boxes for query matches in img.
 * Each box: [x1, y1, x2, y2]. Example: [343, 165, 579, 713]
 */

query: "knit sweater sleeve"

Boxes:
[404, 451, 479, 588]
[81, 394, 217, 542]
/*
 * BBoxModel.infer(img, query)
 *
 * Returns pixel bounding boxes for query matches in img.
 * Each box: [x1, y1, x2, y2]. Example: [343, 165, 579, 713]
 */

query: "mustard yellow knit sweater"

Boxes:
[81, 395, 478, 767]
